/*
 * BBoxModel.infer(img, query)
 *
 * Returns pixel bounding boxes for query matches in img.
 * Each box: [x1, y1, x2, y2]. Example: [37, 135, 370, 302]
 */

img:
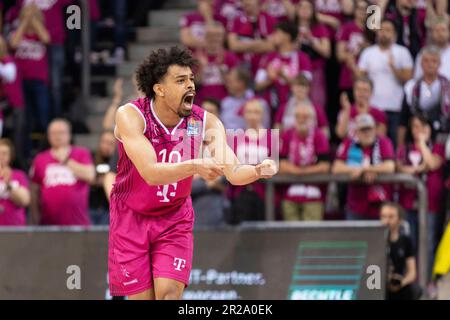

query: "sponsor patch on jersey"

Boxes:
[187, 118, 200, 136]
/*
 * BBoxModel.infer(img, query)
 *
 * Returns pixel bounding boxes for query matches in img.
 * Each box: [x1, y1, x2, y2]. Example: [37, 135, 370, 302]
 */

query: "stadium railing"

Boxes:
[265, 173, 429, 290]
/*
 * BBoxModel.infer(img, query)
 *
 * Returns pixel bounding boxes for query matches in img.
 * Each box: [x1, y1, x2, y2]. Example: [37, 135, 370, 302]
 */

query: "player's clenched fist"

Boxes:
[255, 159, 278, 179]
[193, 158, 224, 181]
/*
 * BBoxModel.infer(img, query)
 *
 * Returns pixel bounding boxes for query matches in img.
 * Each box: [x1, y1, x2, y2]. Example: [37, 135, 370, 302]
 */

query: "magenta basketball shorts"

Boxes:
[108, 196, 194, 297]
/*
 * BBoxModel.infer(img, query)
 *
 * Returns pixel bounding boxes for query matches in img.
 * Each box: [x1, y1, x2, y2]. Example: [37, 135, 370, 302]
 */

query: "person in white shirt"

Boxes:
[358, 19, 413, 148]
[414, 19, 450, 81]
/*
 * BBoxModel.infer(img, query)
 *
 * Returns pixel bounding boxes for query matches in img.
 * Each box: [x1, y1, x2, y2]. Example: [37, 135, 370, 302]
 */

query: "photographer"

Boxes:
[380, 202, 422, 300]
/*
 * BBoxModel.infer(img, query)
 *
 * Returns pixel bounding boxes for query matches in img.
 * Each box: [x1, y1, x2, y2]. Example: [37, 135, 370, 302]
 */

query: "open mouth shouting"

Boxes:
[181, 91, 196, 111]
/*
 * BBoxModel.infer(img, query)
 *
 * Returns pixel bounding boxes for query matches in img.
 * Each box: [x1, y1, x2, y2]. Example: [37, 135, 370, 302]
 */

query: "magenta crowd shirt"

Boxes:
[298, 23, 331, 71]
[196, 51, 240, 104]
[336, 21, 365, 89]
[0, 55, 24, 109]
[280, 127, 330, 203]
[397, 143, 445, 214]
[30, 147, 93, 226]
[0, 170, 29, 226]
[179, 11, 227, 51]
[336, 136, 394, 218]
[229, 11, 277, 75]
[258, 50, 313, 106]
[13, 34, 49, 83]
[338, 105, 387, 138]
[19, 0, 73, 45]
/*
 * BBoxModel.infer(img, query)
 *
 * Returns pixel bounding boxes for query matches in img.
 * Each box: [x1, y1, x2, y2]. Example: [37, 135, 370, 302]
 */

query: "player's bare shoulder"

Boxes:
[115, 103, 146, 140]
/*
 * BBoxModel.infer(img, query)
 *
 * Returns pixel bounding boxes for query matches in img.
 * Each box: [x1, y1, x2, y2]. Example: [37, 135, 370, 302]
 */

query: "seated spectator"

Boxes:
[397, 114, 445, 275]
[30, 119, 95, 226]
[0, 35, 26, 168]
[274, 74, 329, 137]
[336, 0, 371, 97]
[0, 138, 30, 226]
[380, 202, 422, 300]
[227, 99, 273, 223]
[194, 24, 240, 105]
[180, 0, 226, 51]
[336, 76, 387, 139]
[89, 130, 116, 225]
[295, 0, 332, 108]
[414, 18, 450, 81]
[384, 0, 426, 58]
[220, 66, 270, 130]
[357, 19, 413, 147]
[201, 98, 221, 117]
[227, 0, 276, 75]
[399, 46, 450, 147]
[279, 104, 330, 221]
[10, 5, 50, 136]
[255, 20, 312, 108]
[332, 114, 395, 220]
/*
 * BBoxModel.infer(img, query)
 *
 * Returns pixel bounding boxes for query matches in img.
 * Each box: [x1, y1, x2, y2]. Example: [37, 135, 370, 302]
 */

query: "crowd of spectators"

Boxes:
[0, 0, 449, 298]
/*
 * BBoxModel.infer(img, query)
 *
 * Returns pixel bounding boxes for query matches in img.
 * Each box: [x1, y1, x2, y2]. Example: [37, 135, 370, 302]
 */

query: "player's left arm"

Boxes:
[204, 112, 278, 186]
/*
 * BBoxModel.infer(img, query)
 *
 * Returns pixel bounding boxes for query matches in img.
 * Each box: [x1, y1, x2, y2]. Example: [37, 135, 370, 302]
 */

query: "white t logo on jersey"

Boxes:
[173, 258, 186, 271]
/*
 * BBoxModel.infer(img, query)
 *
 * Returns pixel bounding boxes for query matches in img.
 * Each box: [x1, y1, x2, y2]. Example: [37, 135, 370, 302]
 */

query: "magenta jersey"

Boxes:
[112, 97, 207, 216]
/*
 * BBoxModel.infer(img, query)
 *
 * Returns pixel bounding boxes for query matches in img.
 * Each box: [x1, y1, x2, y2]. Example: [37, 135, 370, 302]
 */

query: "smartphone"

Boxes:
[96, 164, 111, 175]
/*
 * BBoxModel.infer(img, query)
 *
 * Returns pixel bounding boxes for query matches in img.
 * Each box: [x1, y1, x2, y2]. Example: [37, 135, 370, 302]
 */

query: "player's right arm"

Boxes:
[115, 104, 223, 186]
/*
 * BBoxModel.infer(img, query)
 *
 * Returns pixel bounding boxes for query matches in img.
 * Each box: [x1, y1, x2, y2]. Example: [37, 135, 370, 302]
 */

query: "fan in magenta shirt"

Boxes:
[397, 116, 445, 215]
[295, 0, 332, 108]
[336, 0, 369, 91]
[279, 104, 330, 215]
[255, 20, 313, 109]
[179, 0, 227, 52]
[17, 0, 73, 45]
[333, 114, 395, 220]
[274, 73, 329, 137]
[194, 24, 240, 105]
[228, 0, 277, 75]
[0, 139, 30, 226]
[30, 119, 95, 226]
[336, 77, 387, 139]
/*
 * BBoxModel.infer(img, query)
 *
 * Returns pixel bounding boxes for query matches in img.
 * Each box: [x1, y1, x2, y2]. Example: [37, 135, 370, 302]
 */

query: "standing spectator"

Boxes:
[315, 0, 345, 32]
[274, 74, 329, 137]
[380, 202, 422, 300]
[399, 46, 450, 147]
[384, 0, 426, 58]
[295, 0, 332, 109]
[0, 138, 30, 226]
[194, 24, 240, 105]
[0, 35, 26, 168]
[10, 5, 50, 137]
[358, 19, 413, 147]
[17, 0, 73, 118]
[227, 0, 277, 75]
[213, 0, 242, 29]
[332, 114, 395, 220]
[89, 130, 116, 225]
[336, 0, 371, 98]
[336, 76, 387, 139]
[414, 19, 450, 81]
[397, 114, 445, 275]
[180, 0, 226, 51]
[220, 66, 271, 130]
[262, 0, 298, 21]
[279, 104, 330, 221]
[227, 99, 272, 223]
[255, 20, 312, 109]
[29, 119, 95, 226]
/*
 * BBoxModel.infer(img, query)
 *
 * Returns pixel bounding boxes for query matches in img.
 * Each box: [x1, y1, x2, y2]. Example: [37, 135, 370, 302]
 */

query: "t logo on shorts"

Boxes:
[173, 258, 186, 271]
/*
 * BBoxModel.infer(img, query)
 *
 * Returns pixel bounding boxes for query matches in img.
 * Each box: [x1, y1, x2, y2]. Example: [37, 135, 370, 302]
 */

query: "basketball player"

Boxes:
[109, 46, 277, 300]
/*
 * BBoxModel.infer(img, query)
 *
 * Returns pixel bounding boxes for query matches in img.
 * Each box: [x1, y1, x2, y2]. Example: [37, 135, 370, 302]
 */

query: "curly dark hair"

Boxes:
[135, 46, 198, 99]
